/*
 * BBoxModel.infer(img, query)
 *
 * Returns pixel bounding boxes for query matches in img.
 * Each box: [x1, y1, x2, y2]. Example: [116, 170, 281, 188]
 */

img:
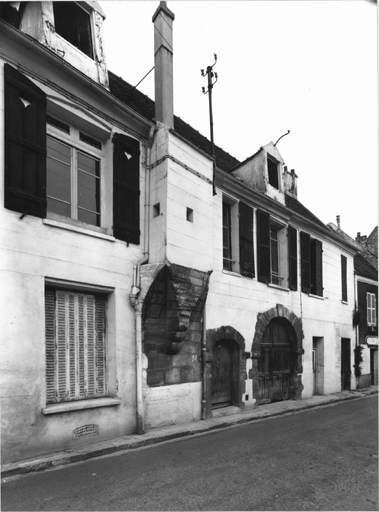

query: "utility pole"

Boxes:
[201, 54, 218, 196]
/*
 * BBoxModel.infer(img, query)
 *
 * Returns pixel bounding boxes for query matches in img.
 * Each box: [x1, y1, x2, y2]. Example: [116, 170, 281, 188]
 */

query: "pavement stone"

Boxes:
[2, 386, 377, 479]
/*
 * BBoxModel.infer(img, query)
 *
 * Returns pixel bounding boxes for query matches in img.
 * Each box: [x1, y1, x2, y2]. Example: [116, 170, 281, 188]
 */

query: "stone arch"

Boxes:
[205, 326, 247, 418]
[251, 304, 304, 402]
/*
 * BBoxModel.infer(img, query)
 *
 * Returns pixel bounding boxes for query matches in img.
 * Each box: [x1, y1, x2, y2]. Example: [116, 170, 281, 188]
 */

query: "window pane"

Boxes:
[78, 152, 100, 177]
[47, 137, 71, 165]
[47, 138, 71, 215]
[78, 170, 100, 212]
[47, 197, 71, 217]
[78, 208, 100, 226]
[53, 2, 93, 59]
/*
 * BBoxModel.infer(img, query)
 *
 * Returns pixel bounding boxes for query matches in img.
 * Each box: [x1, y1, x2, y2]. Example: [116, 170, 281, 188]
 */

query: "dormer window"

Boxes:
[53, 2, 94, 59]
[267, 156, 279, 189]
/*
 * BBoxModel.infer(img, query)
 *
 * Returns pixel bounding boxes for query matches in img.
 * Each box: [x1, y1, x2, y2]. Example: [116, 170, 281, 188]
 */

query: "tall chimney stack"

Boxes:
[336, 215, 340, 229]
[152, 1, 175, 128]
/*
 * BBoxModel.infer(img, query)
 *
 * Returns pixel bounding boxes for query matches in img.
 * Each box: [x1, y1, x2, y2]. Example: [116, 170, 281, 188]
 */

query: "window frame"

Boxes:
[222, 201, 233, 271]
[46, 121, 104, 229]
[267, 155, 280, 190]
[367, 292, 377, 326]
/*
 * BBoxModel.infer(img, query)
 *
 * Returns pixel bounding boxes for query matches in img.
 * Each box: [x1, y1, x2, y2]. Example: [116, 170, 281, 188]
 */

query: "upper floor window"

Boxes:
[367, 293, 377, 326]
[4, 64, 141, 245]
[267, 156, 279, 189]
[300, 232, 323, 296]
[341, 255, 348, 302]
[47, 118, 102, 227]
[257, 209, 297, 290]
[53, 2, 94, 59]
[222, 202, 233, 271]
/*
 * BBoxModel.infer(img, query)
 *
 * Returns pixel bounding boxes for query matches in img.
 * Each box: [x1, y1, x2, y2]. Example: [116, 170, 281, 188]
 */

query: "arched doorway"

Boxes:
[211, 339, 239, 408]
[252, 304, 304, 404]
[258, 318, 293, 403]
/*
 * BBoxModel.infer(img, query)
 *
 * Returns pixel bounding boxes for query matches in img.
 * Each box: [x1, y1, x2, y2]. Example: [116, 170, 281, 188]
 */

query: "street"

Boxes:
[2, 396, 378, 511]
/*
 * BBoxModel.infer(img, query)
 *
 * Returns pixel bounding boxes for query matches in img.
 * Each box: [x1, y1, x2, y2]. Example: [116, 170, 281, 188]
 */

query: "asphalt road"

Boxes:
[2, 396, 378, 511]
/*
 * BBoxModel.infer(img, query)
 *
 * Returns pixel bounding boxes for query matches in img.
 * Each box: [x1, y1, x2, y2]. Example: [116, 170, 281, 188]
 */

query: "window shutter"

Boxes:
[4, 64, 47, 218]
[341, 255, 347, 302]
[314, 239, 323, 297]
[95, 296, 106, 395]
[86, 295, 96, 398]
[113, 133, 140, 244]
[239, 202, 255, 278]
[56, 291, 69, 402]
[257, 209, 271, 283]
[300, 231, 311, 293]
[45, 289, 56, 404]
[373, 295, 377, 326]
[288, 225, 298, 291]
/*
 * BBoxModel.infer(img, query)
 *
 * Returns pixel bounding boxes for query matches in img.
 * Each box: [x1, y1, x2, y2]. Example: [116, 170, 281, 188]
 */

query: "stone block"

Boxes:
[147, 369, 165, 387]
[172, 353, 192, 367]
[165, 368, 181, 385]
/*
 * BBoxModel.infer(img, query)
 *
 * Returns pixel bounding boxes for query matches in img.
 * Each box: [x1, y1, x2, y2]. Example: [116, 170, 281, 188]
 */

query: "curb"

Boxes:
[2, 389, 377, 479]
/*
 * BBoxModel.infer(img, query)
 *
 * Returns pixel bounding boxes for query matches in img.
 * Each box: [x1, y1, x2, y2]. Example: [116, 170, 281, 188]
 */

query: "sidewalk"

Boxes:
[2, 386, 377, 479]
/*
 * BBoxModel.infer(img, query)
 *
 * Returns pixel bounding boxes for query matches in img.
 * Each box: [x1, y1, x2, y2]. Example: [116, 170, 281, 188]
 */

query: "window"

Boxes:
[267, 156, 279, 189]
[223, 202, 233, 271]
[53, 2, 94, 59]
[367, 293, 377, 326]
[47, 120, 102, 227]
[4, 65, 141, 245]
[300, 232, 323, 296]
[257, 209, 295, 288]
[341, 255, 347, 302]
[45, 288, 106, 403]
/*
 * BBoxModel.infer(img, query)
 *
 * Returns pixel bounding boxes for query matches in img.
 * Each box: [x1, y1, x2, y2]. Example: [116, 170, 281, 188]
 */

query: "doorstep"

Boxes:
[2, 386, 377, 479]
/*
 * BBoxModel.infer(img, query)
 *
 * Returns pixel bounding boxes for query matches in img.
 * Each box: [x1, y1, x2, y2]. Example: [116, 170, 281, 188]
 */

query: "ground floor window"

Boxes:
[45, 288, 106, 403]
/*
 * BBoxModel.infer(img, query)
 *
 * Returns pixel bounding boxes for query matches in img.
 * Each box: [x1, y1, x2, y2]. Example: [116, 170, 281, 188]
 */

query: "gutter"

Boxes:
[129, 125, 157, 435]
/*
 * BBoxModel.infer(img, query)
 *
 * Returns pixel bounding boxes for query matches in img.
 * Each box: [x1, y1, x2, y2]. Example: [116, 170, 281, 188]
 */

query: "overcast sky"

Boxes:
[101, 0, 377, 239]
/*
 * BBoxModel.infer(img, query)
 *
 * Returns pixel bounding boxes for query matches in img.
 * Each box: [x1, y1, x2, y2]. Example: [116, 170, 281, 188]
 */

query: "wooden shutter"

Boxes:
[95, 296, 106, 395]
[367, 293, 372, 325]
[314, 239, 323, 297]
[113, 133, 140, 244]
[239, 202, 255, 278]
[45, 289, 56, 404]
[4, 64, 47, 218]
[257, 209, 271, 283]
[373, 295, 377, 326]
[288, 225, 298, 291]
[341, 255, 347, 302]
[300, 231, 311, 293]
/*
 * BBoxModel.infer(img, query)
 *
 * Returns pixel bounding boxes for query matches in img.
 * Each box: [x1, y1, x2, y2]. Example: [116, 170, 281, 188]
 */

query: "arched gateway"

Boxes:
[252, 304, 304, 404]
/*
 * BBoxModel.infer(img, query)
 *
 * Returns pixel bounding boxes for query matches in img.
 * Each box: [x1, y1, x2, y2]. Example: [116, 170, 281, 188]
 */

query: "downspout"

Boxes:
[354, 269, 358, 348]
[201, 303, 207, 420]
[130, 125, 156, 435]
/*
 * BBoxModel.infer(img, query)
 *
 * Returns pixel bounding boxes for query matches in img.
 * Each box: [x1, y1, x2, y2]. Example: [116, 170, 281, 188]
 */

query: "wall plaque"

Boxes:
[72, 424, 100, 440]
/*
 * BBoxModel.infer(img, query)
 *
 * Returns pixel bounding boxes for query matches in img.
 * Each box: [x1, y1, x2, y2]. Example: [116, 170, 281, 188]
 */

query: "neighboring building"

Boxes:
[328, 221, 378, 387]
[1, 1, 359, 466]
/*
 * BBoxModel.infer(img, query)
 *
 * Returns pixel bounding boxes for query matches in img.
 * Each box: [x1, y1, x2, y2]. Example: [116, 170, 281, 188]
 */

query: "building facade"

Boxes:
[1, 1, 360, 465]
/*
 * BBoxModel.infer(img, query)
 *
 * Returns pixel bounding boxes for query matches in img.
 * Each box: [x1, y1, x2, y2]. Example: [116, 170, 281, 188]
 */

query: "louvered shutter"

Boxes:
[314, 239, 323, 297]
[341, 255, 347, 302]
[45, 289, 56, 404]
[300, 231, 311, 293]
[373, 295, 377, 326]
[288, 225, 298, 291]
[113, 133, 140, 244]
[95, 296, 106, 395]
[257, 209, 271, 283]
[239, 202, 255, 278]
[367, 293, 372, 325]
[4, 64, 47, 218]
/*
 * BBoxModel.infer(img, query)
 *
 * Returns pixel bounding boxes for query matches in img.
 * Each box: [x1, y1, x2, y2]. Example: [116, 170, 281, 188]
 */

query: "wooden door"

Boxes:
[258, 319, 292, 404]
[211, 341, 232, 408]
[341, 338, 351, 390]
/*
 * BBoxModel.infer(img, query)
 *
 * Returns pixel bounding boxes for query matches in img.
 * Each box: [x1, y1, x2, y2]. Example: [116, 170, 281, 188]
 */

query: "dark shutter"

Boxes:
[113, 133, 140, 244]
[288, 225, 298, 291]
[4, 64, 47, 218]
[314, 239, 323, 297]
[341, 255, 347, 302]
[300, 231, 311, 293]
[239, 202, 255, 278]
[257, 209, 271, 283]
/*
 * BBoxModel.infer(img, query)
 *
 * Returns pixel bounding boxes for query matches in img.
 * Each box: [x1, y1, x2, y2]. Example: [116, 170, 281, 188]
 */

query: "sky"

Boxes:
[100, 0, 377, 239]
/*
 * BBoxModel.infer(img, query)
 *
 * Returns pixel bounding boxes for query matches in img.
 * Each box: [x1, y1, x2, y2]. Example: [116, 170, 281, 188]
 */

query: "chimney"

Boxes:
[336, 215, 340, 229]
[356, 232, 361, 243]
[152, 1, 175, 128]
[283, 166, 298, 198]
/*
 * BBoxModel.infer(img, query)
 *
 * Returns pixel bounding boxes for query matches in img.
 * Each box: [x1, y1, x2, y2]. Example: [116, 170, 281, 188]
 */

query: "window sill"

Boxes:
[309, 293, 324, 300]
[42, 397, 121, 415]
[222, 270, 241, 278]
[43, 218, 115, 242]
[267, 283, 290, 292]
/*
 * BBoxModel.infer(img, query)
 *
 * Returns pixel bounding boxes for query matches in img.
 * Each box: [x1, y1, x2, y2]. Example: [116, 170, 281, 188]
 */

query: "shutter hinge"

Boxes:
[19, 210, 28, 220]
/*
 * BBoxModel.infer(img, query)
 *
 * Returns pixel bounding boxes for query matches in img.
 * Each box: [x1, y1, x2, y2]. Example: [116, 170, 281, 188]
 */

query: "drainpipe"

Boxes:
[130, 125, 156, 435]
[201, 303, 207, 420]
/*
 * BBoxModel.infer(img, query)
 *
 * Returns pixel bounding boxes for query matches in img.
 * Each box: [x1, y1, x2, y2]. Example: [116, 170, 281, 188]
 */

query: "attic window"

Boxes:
[267, 156, 279, 189]
[53, 2, 94, 59]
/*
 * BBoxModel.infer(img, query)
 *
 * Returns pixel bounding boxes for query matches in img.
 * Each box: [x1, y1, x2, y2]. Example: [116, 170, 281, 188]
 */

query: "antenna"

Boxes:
[201, 54, 218, 196]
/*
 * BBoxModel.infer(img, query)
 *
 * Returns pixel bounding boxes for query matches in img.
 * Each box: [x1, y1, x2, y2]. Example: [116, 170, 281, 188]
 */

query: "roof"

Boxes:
[355, 252, 378, 281]
[285, 194, 327, 229]
[108, 71, 240, 173]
